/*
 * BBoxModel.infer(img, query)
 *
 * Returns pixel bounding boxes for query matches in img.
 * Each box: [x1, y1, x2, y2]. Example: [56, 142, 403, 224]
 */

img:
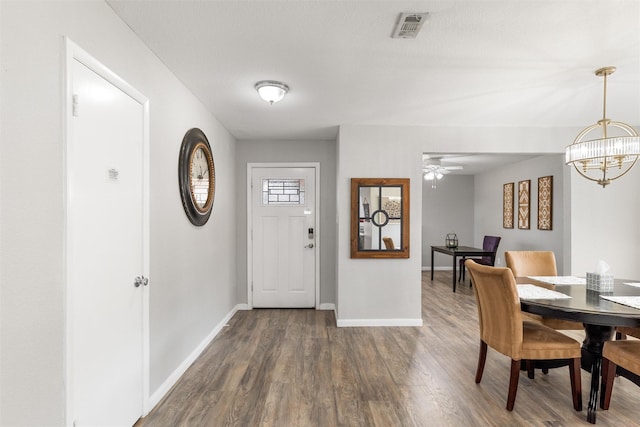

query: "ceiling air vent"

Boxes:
[391, 12, 428, 39]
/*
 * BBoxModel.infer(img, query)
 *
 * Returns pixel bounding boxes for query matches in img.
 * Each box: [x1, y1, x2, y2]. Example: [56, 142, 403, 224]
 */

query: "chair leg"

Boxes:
[475, 340, 487, 383]
[459, 258, 467, 282]
[569, 357, 582, 411]
[526, 360, 535, 379]
[507, 359, 520, 411]
[600, 357, 617, 410]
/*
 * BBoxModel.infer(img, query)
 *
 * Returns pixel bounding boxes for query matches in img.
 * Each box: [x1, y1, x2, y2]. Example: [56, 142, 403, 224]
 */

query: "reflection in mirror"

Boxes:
[351, 178, 409, 258]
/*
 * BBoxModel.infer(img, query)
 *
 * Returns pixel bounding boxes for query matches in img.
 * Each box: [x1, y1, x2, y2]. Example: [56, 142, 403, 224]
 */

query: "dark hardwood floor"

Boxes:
[136, 271, 640, 426]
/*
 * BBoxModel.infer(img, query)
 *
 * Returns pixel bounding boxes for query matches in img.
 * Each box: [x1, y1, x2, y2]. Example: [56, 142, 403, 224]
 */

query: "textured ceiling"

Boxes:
[107, 0, 640, 143]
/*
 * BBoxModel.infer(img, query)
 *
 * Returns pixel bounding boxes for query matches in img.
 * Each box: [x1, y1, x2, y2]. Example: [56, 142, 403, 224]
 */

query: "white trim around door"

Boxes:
[64, 38, 150, 426]
[247, 163, 320, 309]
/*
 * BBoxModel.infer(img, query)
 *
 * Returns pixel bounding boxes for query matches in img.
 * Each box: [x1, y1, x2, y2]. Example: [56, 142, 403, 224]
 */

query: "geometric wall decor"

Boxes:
[518, 179, 530, 229]
[537, 175, 553, 230]
[503, 182, 514, 228]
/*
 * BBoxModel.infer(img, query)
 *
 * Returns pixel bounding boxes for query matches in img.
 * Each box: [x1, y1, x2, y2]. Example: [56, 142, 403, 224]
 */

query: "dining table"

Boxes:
[431, 245, 495, 292]
[517, 276, 640, 424]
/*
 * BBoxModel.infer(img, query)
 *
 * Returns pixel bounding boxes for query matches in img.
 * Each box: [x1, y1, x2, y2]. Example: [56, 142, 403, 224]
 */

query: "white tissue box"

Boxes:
[586, 272, 614, 292]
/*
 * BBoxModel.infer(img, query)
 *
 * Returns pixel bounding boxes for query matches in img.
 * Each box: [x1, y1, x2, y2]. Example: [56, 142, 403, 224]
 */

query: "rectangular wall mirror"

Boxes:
[350, 178, 410, 258]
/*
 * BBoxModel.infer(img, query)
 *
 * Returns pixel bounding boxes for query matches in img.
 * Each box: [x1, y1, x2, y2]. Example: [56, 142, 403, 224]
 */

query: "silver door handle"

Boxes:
[305, 243, 314, 249]
[134, 276, 149, 287]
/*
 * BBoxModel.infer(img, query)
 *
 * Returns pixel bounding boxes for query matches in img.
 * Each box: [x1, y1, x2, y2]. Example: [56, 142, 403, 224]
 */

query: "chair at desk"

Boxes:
[601, 339, 640, 410]
[465, 260, 582, 412]
[505, 250, 583, 331]
[458, 235, 501, 282]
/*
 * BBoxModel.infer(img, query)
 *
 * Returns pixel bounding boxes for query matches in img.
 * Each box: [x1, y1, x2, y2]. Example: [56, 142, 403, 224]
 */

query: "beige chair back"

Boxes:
[382, 237, 395, 250]
[465, 260, 524, 360]
[505, 251, 557, 277]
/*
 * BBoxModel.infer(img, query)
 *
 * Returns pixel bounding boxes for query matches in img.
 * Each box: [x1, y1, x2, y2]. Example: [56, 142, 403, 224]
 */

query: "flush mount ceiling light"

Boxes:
[255, 80, 289, 105]
[565, 66, 640, 188]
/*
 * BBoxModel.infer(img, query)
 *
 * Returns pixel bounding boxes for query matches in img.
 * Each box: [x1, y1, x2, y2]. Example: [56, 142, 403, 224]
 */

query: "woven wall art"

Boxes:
[503, 182, 514, 229]
[537, 175, 553, 230]
[518, 180, 530, 229]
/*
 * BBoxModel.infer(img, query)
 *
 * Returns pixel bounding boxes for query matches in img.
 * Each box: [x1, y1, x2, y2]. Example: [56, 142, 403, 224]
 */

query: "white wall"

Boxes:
[422, 175, 475, 269]
[336, 129, 423, 326]
[570, 164, 640, 279]
[235, 140, 337, 306]
[0, 2, 237, 425]
[474, 155, 566, 272]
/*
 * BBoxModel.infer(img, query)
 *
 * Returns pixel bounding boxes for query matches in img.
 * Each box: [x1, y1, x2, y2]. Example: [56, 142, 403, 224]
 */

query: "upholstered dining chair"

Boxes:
[504, 250, 558, 278]
[382, 237, 395, 250]
[504, 251, 583, 331]
[601, 339, 640, 410]
[465, 260, 582, 412]
[458, 235, 501, 282]
[615, 326, 640, 340]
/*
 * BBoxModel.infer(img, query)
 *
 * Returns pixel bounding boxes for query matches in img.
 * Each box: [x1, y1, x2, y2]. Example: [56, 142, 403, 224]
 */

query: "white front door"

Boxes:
[250, 166, 317, 307]
[67, 41, 148, 426]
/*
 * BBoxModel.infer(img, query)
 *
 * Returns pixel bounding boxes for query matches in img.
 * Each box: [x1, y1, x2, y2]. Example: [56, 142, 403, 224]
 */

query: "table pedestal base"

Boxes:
[581, 324, 614, 424]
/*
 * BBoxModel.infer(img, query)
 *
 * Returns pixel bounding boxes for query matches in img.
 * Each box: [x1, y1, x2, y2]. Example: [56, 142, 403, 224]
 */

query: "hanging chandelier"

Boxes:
[565, 66, 640, 188]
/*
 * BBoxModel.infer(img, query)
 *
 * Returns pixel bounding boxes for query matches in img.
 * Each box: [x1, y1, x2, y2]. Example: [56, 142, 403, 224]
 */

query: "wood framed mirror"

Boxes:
[350, 178, 410, 258]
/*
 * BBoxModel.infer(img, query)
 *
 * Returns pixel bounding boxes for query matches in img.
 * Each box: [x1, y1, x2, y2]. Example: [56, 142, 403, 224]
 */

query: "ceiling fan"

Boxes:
[422, 160, 463, 188]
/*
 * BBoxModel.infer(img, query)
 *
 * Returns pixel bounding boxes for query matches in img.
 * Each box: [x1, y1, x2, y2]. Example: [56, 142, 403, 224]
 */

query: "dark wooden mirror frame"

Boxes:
[350, 178, 410, 259]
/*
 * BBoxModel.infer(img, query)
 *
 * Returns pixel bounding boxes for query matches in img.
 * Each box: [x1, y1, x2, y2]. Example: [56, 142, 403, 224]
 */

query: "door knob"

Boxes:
[305, 243, 314, 249]
[134, 276, 148, 287]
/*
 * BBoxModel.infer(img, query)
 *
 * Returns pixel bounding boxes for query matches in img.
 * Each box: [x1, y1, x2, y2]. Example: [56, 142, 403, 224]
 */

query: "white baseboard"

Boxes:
[336, 318, 423, 327]
[235, 303, 331, 311]
[422, 266, 453, 271]
[147, 304, 242, 411]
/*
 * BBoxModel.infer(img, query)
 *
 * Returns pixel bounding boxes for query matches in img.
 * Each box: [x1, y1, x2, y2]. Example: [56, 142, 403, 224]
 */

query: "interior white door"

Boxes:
[68, 57, 145, 426]
[251, 167, 316, 307]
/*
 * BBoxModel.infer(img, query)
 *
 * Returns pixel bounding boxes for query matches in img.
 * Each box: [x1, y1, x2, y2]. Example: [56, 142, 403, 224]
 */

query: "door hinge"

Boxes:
[72, 94, 79, 117]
